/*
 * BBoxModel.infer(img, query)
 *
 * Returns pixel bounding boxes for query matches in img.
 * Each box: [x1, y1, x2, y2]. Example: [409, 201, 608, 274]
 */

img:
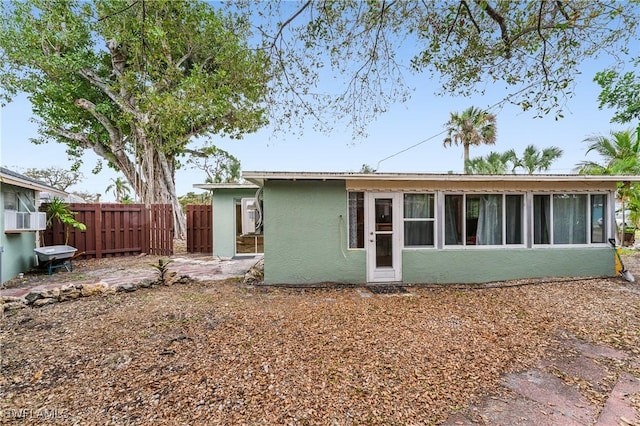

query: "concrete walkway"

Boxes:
[443, 333, 640, 426]
[0, 255, 261, 300]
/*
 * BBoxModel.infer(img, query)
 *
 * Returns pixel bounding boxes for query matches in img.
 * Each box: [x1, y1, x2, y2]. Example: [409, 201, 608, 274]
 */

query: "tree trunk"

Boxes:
[108, 135, 187, 239]
[463, 144, 470, 174]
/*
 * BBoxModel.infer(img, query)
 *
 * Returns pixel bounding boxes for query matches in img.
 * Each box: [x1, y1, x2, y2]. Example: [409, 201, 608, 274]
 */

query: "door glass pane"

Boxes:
[375, 198, 393, 232]
[376, 234, 393, 267]
[591, 194, 606, 243]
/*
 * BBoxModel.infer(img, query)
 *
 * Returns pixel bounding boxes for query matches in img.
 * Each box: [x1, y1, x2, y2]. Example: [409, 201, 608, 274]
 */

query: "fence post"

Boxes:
[94, 203, 102, 259]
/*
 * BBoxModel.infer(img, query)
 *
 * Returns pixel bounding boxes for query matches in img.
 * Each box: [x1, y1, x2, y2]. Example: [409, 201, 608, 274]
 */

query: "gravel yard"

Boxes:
[1, 254, 640, 425]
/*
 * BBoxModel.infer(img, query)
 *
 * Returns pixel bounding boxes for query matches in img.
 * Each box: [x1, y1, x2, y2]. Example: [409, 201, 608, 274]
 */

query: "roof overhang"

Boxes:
[193, 183, 259, 191]
[242, 171, 640, 187]
[0, 168, 68, 198]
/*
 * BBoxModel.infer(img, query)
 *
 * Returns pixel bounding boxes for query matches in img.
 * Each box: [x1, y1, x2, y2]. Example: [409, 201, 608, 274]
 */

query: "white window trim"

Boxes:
[442, 192, 527, 249]
[403, 192, 436, 249]
[347, 191, 365, 250]
[531, 192, 611, 247]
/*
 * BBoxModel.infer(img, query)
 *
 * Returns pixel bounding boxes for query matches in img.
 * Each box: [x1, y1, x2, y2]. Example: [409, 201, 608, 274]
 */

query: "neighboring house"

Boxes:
[0, 167, 67, 283]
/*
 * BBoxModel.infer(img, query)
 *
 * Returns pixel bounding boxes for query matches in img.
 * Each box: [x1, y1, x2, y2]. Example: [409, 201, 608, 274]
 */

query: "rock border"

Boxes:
[0, 273, 194, 315]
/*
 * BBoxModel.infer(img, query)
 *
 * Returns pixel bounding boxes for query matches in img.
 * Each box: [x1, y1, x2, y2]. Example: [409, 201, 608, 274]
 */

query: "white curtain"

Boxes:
[404, 194, 434, 246]
[553, 194, 587, 244]
[476, 195, 502, 245]
[445, 196, 461, 245]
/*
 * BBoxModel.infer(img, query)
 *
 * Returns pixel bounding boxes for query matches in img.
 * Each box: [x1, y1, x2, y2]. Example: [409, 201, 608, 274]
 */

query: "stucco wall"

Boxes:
[263, 180, 365, 284]
[212, 188, 260, 258]
[261, 180, 616, 285]
[1, 184, 37, 283]
[402, 248, 614, 284]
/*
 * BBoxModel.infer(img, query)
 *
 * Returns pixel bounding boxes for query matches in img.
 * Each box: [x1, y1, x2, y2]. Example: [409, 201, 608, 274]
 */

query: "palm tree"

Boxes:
[517, 145, 564, 174]
[576, 130, 640, 175]
[443, 106, 497, 173]
[106, 177, 131, 203]
[466, 150, 517, 174]
[577, 129, 640, 240]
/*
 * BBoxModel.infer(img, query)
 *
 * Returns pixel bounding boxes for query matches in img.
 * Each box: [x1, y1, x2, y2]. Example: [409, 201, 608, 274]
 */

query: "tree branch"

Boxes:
[269, 0, 312, 49]
[474, 0, 511, 58]
[74, 98, 122, 144]
[77, 68, 139, 118]
[537, 1, 550, 83]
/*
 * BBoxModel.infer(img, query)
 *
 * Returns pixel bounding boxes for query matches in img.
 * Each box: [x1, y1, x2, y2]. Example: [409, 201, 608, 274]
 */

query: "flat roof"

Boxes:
[242, 171, 640, 186]
[193, 183, 259, 191]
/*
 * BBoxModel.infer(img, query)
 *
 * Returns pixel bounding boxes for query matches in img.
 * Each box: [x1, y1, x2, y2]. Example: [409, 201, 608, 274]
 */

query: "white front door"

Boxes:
[366, 193, 402, 282]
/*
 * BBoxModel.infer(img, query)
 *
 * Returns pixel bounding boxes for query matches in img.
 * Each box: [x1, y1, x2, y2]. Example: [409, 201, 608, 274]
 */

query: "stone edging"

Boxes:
[0, 273, 193, 315]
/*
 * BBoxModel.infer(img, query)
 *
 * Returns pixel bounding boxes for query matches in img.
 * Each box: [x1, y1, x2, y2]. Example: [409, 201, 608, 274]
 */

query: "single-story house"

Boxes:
[0, 167, 67, 283]
[197, 172, 638, 285]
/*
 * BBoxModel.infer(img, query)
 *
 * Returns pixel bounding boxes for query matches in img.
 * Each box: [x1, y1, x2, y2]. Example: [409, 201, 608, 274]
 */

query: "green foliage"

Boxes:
[594, 57, 640, 126]
[241, 1, 639, 136]
[150, 258, 173, 284]
[0, 0, 270, 238]
[443, 106, 497, 173]
[24, 167, 84, 191]
[576, 129, 640, 176]
[516, 145, 564, 174]
[466, 150, 517, 174]
[178, 192, 212, 211]
[45, 198, 87, 245]
[466, 144, 563, 175]
[105, 177, 131, 203]
[359, 164, 377, 173]
[577, 129, 640, 238]
[184, 146, 241, 184]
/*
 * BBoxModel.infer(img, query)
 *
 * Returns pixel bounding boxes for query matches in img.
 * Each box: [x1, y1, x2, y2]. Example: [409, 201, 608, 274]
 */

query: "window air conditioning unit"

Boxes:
[4, 211, 46, 232]
[241, 198, 257, 235]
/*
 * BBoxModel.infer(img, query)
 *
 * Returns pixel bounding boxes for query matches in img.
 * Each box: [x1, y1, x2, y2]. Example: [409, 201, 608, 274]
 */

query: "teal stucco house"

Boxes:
[0, 167, 67, 283]
[199, 172, 637, 285]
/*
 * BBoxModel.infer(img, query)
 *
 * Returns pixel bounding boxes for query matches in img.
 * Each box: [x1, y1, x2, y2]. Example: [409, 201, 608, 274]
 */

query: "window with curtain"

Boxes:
[506, 195, 523, 244]
[348, 192, 364, 248]
[475, 195, 502, 245]
[534, 193, 597, 245]
[553, 194, 587, 244]
[591, 194, 606, 243]
[404, 193, 435, 247]
[445, 194, 520, 246]
[445, 195, 463, 245]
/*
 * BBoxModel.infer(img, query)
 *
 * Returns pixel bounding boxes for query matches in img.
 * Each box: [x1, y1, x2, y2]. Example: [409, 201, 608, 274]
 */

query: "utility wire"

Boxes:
[375, 80, 544, 171]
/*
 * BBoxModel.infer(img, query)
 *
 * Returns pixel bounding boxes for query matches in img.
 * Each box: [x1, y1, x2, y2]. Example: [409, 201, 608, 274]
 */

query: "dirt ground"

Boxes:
[1, 254, 639, 425]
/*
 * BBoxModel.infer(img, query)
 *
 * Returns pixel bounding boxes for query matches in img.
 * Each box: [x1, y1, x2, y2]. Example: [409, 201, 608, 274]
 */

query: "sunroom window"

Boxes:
[534, 193, 604, 245]
[403, 193, 435, 247]
[445, 194, 523, 246]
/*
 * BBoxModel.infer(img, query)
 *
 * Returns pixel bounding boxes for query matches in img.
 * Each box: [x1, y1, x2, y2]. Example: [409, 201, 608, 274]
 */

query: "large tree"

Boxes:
[242, 1, 638, 137]
[443, 106, 497, 173]
[0, 0, 269, 237]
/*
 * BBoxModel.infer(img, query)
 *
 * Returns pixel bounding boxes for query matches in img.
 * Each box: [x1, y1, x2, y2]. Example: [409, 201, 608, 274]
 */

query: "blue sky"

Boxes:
[0, 19, 632, 201]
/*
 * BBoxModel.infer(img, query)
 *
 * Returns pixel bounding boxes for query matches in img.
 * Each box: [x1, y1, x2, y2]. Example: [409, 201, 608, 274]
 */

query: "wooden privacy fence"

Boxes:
[186, 204, 212, 253]
[42, 203, 174, 259]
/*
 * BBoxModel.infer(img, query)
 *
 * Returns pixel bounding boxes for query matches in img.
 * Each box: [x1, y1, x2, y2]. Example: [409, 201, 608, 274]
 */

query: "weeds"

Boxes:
[151, 259, 173, 284]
